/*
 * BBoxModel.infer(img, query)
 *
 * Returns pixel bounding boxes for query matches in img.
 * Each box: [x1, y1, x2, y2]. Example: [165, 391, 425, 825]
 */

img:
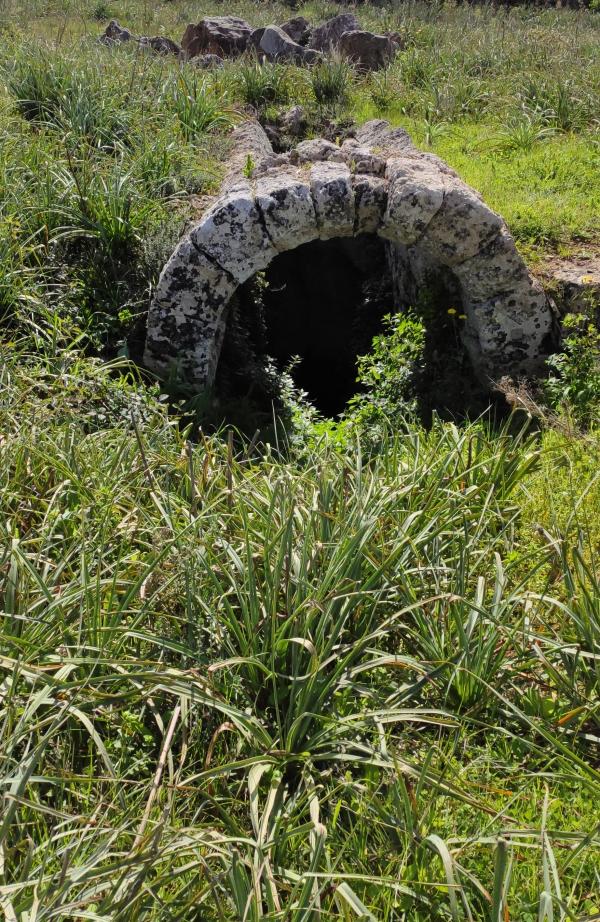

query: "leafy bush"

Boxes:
[345, 311, 425, 440]
[543, 312, 600, 428]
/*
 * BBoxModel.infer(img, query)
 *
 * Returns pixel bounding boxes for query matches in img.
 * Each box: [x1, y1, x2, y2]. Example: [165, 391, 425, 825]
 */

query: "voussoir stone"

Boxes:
[380, 157, 446, 245]
[310, 161, 355, 239]
[353, 173, 388, 234]
[255, 171, 318, 251]
[189, 185, 278, 283]
[144, 237, 236, 382]
[421, 179, 504, 265]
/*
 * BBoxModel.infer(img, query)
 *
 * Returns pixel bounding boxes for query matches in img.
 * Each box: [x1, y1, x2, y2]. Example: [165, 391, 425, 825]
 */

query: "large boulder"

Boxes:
[181, 16, 253, 59]
[280, 16, 310, 45]
[308, 13, 360, 53]
[249, 25, 320, 63]
[339, 30, 398, 71]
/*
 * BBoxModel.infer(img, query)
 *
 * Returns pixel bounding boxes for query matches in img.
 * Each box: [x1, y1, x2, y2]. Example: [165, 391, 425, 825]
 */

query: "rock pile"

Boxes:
[100, 13, 403, 70]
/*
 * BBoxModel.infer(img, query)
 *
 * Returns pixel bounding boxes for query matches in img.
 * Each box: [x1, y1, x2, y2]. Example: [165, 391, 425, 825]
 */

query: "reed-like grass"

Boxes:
[0, 345, 599, 919]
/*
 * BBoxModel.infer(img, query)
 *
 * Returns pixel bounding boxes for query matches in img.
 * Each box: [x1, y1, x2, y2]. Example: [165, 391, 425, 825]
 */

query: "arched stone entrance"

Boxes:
[144, 120, 553, 391]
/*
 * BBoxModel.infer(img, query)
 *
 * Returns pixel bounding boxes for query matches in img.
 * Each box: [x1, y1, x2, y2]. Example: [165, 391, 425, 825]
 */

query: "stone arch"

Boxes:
[144, 120, 553, 390]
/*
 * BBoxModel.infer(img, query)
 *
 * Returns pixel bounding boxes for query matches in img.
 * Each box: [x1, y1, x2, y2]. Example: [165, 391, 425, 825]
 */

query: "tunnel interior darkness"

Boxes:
[214, 233, 488, 426]
[259, 235, 393, 417]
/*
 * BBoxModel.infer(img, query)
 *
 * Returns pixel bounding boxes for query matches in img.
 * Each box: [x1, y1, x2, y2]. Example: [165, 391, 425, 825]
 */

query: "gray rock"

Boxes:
[248, 24, 309, 63]
[181, 17, 253, 59]
[99, 19, 133, 45]
[310, 161, 355, 239]
[139, 35, 181, 56]
[280, 16, 310, 45]
[339, 30, 398, 71]
[309, 13, 360, 53]
[255, 170, 318, 251]
[292, 138, 346, 164]
[189, 185, 277, 283]
[280, 105, 307, 137]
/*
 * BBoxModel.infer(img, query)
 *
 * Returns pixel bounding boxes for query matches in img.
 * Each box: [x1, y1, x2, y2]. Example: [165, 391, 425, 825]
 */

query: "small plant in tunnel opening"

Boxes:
[345, 311, 425, 440]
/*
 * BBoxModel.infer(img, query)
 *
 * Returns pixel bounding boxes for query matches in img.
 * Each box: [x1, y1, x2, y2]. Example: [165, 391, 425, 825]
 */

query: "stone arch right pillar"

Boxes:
[144, 119, 554, 389]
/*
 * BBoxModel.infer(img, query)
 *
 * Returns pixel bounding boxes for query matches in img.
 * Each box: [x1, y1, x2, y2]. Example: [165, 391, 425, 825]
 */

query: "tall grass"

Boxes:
[0, 347, 599, 919]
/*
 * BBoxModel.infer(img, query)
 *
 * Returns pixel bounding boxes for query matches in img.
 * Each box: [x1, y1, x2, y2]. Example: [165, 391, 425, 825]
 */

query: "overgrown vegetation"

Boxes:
[0, 0, 599, 918]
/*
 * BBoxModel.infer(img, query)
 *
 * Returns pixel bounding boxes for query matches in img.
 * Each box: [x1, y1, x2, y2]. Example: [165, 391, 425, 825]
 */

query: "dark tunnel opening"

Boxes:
[213, 233, 492, 430]
[260, 235, 394, 417]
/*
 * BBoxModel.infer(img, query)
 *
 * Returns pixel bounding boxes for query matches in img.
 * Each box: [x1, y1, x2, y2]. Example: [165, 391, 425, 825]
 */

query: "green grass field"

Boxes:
[0, 1, 599, 919]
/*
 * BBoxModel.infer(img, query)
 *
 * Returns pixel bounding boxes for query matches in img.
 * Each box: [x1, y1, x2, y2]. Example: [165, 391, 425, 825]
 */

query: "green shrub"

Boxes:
[7, 54, 129, 150]
[345, 311, 425, 440]
[543, 312, 600, 428]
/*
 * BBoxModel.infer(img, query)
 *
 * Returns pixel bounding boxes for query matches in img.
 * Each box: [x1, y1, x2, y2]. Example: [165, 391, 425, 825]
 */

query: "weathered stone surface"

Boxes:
[255, 171, 318, 251]
[223, 121, 274, 187]
[189, 186, 277, 282]
[144, 237, 236, 383]
[140, 35, 181, 56]
[380, 157, 446, 245]
[181, 17, 252, 59]
[339, 30, 398, 71]
[249, 24, 313, 63]
[454, 230, 534, 302]
[539, 254, 600, 316]
[280, 105, 307, 137]
[309, 13, 360, 52]
[341, 141, 386, 175]
[100, 20, 180, 56]
[292, 138, 346, 164]
[310, 162, 355, 239]
[145, 118, 554, 389]
[281, 16, 310, 44]
[355, 119, 414, 155]
[421, 179, 503, 265]
[353, 174, 387, 234]
[465, 281, 552, 380]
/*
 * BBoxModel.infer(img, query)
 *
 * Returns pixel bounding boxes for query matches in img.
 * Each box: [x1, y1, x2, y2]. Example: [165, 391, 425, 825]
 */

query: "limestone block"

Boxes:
[353, 174, 387, 234]
[380, 157, 445, 245]
[144, 237, 235, 381]
[310, 162, 355, 239]
[189, 185, 277, 282]
[255, 171, 318, 251]
[422, 180, 503, 265]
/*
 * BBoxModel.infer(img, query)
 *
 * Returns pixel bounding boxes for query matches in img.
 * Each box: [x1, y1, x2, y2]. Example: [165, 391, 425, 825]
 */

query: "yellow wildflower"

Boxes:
[447, 308, 457, 315]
